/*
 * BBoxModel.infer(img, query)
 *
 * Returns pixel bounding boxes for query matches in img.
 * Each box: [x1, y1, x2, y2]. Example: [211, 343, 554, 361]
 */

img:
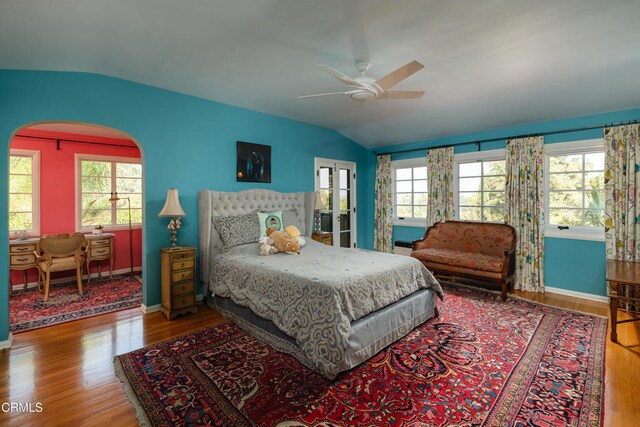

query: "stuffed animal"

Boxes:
[267, 228, 300, 254]
[284, 225, 306, 247]
[259, 236, 278, 256]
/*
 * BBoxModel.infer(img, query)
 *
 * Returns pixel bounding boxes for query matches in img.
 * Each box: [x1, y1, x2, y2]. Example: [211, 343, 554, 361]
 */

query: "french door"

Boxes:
[314, 158, 357, 248]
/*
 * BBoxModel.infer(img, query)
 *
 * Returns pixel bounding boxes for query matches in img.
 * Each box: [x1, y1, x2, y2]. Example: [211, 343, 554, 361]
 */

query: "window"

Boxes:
[9, 149, 40, 235]
[77, 155, 142, 230]
[545, 139, 604, 241]
[454, 150, 506, 222]
[392, 159, 427, 226]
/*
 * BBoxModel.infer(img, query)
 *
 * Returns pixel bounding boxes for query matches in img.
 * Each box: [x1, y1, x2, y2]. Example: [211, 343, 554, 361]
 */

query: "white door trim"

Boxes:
[314, 158, 357, 247]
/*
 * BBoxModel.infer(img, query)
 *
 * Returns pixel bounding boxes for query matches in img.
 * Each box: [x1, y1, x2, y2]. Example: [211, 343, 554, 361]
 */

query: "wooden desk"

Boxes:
[9, 234, 115, 294]
[606, 259, 640, 342]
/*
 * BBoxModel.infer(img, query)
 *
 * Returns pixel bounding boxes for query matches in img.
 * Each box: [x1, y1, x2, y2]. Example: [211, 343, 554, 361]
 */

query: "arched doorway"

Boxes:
[7, 121, 145, 332]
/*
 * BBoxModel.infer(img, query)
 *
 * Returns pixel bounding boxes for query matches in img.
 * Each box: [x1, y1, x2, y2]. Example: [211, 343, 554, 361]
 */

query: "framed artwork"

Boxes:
[236, 141, 271, 183]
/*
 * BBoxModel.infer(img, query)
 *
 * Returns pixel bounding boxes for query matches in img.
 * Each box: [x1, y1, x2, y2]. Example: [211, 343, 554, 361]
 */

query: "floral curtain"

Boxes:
[604, 124, 640, 311]
[374, 154, 393, 253]
[426, 147, 454, 228]
[505, 136, 545, 293]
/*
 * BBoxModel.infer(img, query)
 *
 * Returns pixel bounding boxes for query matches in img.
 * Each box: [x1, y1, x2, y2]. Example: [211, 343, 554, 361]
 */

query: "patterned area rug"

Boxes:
[115, 285, 607, 426]
[10, 275, 142, 333]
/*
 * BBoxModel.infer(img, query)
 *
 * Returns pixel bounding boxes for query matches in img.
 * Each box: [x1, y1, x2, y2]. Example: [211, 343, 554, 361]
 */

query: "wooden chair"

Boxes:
[34, 233, 87, 302]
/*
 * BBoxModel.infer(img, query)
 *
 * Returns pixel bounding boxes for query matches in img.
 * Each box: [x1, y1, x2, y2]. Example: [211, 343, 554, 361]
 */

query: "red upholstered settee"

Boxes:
[411, 221, 517, 300]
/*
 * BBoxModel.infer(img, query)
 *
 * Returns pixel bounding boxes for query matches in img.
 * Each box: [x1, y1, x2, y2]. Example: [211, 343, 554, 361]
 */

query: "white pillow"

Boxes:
[257, 210, 283, 237]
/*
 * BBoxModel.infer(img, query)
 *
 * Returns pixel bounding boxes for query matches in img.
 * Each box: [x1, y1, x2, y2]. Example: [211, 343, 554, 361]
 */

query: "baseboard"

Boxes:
[545, 286, 609, 303]
[0, 333, 14, 349]
[140, 303, 161, 314]
[10, 266, 143, 292]
[140, 294, 204, 315]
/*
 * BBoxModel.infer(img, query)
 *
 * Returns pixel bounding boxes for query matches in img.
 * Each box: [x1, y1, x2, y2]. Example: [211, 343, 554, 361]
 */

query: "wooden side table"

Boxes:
[160, 247, 198, 320]
[606, 259, 640, 342]
[312, 232, 333, 246]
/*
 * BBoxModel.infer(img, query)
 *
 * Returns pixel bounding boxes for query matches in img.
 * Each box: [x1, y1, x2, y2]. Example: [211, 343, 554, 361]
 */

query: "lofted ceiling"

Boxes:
[1, 0, 640, 148]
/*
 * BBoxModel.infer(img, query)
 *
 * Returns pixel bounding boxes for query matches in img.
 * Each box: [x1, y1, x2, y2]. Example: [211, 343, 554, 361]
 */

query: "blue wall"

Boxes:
[364, 108, 640, 297]
[0, 70, 368, 342]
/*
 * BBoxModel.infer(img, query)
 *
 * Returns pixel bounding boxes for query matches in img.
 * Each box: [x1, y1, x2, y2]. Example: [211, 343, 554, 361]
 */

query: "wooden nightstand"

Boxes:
[312, 232, 333, 246]
[160, 247, 197, 320]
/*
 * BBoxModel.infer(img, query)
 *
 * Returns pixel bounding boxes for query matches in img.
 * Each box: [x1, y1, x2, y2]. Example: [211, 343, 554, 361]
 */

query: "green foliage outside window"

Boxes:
[81, 159, 142, 227]
[548, 152, 604, 227]
[9, 155, 33, 231]
[458, 160, 505, 222]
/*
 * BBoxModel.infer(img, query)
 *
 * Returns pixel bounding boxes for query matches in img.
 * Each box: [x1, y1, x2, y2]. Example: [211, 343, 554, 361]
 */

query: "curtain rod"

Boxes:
[14, 134, 139, 150]
[373, 119, 639, 156]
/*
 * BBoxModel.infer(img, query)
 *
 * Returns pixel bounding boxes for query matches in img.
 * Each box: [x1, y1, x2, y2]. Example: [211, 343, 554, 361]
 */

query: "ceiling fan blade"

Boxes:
[316, 65, 365, 87]
[298, 91, 349, 99]
[374, 60, 424, 91]
[379, 90, 425, 100]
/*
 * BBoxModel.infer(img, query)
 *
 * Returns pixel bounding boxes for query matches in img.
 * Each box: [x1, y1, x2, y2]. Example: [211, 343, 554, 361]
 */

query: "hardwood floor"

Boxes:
[0, 292, 638, 426]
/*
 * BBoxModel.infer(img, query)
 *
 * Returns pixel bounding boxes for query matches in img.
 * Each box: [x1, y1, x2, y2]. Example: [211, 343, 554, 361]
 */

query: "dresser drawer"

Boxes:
[171, 269, 193, 282]
[10, 254, 36, 266]
[171, 251, 194, 262]
[10, 244, 36, 254]
[172, 259, 194, 271]
[172, 294, 195, 309]
[171, 280, 194, 297]
[90, 246, 111, 257]
[89, 238, 111, 247]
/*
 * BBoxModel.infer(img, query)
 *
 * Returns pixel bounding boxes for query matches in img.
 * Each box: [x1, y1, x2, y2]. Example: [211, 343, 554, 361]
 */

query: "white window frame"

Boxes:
[544, 139, 605, 241]
[391, 158, 428, 227]
[75, 153, 142, 232]
[9, 149, 40, 237]
[453, 148, 506, 222]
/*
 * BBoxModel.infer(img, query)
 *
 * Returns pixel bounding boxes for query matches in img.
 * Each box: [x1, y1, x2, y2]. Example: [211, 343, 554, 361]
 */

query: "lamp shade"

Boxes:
[314, 191, 325, 210]
[158, 189, 186, 217]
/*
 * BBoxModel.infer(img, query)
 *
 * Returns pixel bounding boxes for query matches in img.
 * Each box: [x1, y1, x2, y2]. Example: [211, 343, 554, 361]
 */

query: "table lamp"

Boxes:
[159, 188, 186, 248]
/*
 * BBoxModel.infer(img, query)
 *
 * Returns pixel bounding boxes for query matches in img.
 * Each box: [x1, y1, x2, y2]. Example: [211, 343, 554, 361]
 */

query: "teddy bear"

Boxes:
[284, 225, 306, 247]
[259, 236, 278, 256]
[266, 227, 301, 254]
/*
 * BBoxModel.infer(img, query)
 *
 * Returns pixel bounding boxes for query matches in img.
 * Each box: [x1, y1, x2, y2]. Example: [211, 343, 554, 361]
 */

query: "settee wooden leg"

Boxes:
[501, 281, 507, 301]
[434, 306, 440, 318]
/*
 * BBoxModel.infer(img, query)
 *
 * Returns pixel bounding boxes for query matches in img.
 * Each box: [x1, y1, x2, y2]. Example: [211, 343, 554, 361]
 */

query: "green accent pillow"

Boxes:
[257, 210, 283, 237]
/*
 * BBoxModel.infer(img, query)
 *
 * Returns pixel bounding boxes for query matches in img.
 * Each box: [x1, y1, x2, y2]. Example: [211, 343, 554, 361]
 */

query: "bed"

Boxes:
[198, 189, 443, 379]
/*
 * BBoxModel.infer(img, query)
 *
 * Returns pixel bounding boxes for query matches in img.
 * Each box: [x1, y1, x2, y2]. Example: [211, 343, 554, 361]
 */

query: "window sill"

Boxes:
[544, 227, 604, 242]
[392, 219, 426, 228]
[79, 224, 142, 233]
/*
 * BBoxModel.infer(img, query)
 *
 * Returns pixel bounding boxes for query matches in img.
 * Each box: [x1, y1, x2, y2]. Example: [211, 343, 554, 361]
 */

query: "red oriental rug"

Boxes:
[115, 285, 607, 426]
[10, 275, 142, 333]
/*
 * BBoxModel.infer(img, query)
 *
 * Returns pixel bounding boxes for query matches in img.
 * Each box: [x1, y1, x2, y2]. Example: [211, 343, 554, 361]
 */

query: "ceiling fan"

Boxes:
[299, 60, 425, 104]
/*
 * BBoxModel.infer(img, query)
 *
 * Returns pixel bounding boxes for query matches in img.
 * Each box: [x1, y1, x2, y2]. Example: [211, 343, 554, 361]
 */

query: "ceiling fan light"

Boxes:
[350, 91, 376, 102]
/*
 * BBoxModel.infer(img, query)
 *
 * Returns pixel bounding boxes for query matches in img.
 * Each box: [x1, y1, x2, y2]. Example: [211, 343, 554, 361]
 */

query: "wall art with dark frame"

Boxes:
[236, 141, 271, 183]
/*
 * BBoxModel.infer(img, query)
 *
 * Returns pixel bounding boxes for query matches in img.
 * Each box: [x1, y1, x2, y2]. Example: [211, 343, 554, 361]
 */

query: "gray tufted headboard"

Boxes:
[198, 189, 315, 285]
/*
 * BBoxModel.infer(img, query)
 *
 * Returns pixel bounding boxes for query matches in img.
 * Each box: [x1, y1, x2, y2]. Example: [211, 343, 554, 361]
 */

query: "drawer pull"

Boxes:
[17, 258, 29, 262]
[16, 247, 29, 252]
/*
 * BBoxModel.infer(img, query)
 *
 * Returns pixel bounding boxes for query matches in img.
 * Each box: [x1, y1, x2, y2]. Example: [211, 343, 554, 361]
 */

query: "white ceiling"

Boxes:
[2, 0, 640, 148]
